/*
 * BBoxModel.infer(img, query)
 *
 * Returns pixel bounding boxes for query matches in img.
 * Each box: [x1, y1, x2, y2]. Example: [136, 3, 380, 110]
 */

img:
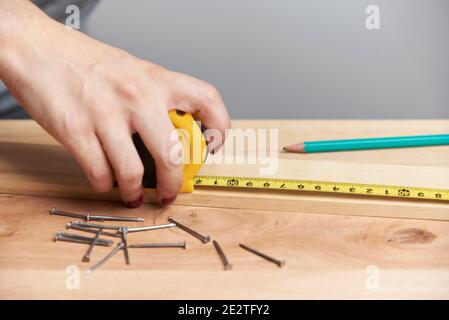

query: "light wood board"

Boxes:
[1, 120, 449, 220]
[1, 194, 449, 299]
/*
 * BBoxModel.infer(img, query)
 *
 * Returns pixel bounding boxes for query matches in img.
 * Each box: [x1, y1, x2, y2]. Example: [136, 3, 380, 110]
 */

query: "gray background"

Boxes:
[85, 0, 447, 119]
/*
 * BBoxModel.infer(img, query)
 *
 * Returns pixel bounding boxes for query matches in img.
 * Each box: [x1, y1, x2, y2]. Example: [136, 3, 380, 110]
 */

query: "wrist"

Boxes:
[0, 0, 49, 42]
[0, 0, 53, 87]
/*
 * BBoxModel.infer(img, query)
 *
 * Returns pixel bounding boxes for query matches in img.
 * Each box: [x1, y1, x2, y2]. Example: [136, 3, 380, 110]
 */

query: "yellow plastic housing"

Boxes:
[168, 110, 207, 192]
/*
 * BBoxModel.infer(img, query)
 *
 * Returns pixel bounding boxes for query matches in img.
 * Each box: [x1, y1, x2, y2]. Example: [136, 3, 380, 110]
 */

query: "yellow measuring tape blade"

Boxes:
[193, 175, 449, 201]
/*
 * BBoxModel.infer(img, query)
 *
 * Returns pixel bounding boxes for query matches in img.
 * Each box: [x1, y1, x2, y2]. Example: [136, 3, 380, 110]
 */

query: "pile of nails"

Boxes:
[51, 207, 285, 274]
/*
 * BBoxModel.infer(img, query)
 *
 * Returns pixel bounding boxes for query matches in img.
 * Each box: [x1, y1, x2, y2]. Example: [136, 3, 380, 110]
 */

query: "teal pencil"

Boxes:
[283, 134, 449, 153]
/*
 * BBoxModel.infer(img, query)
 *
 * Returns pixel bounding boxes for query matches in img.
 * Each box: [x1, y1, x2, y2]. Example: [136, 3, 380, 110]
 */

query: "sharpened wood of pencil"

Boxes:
[283, 134, 449, 153]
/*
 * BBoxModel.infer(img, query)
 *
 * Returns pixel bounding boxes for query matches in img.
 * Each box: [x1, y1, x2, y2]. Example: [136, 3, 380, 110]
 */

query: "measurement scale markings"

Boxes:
[194, 175, 449, 201]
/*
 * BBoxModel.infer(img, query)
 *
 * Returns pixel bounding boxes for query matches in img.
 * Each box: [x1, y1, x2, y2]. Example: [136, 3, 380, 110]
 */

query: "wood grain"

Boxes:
[1, 194, 449, 299]
[1, 120, 449, 220]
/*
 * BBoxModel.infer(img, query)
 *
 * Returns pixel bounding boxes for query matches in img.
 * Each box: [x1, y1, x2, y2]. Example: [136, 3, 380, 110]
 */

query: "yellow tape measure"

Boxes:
[193, 175, 449, 201]
[148, 112, 448, 202]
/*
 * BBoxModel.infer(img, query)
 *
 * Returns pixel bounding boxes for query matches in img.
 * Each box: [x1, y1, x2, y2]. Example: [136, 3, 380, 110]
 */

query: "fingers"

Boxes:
[133, 108, 184, 204]
[167, 73, 231, 151]
[66, 134, 114, 194]
[96, 122, 144, 208]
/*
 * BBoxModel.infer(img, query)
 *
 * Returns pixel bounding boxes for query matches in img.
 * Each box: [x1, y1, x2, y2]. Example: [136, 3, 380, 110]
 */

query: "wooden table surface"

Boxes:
[1, 120, 449, 299]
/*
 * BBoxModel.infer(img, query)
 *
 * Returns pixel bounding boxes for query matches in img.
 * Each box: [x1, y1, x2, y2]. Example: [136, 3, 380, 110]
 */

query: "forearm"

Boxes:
[0, 0, 51, 85]
[0, 0, 230, 207]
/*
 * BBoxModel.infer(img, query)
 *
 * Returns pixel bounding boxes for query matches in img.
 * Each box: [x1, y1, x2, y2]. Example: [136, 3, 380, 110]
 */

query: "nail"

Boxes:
[213, 240, 232, 271]
[49, 207, 87, 220]
[126, 194, 143, 208]
[87, 214, 144, 222]
[71, 221, 122, 230]
[67, 223, 121, 238]
[82, 228, 103, 263]
[119, 227, 130, 265]
[125, 223, 176, 233]
[50, 207, 144, 222]
[161, 196, 176, 205]
[168, 217, 211, 243]
[86, 242, 124, 274]
[129, 241, 186, 249]
[54, 234, 111, 247]
[239, 243, 286, 268]
[55, 231, 113, 245]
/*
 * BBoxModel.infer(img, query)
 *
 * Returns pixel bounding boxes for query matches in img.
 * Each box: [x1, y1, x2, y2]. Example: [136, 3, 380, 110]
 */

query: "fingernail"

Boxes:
[213, 143, 222, 154]
[126, 194, 143, 208]
[161, 196, 177, 205]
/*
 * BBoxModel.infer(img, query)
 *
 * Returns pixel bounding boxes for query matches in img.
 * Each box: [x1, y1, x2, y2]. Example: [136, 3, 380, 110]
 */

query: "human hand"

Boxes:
[0, 0, 230, 207]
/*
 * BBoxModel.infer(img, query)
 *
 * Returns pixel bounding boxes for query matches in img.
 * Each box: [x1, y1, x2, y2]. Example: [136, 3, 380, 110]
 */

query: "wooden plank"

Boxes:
[1, 120, 449, 220]
[1, 194, 448, 299]
[200, 158, 449, 189]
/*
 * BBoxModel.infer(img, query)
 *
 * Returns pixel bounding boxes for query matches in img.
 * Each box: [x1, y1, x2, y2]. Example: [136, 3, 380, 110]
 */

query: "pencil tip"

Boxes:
[283, 143, 305, 153]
